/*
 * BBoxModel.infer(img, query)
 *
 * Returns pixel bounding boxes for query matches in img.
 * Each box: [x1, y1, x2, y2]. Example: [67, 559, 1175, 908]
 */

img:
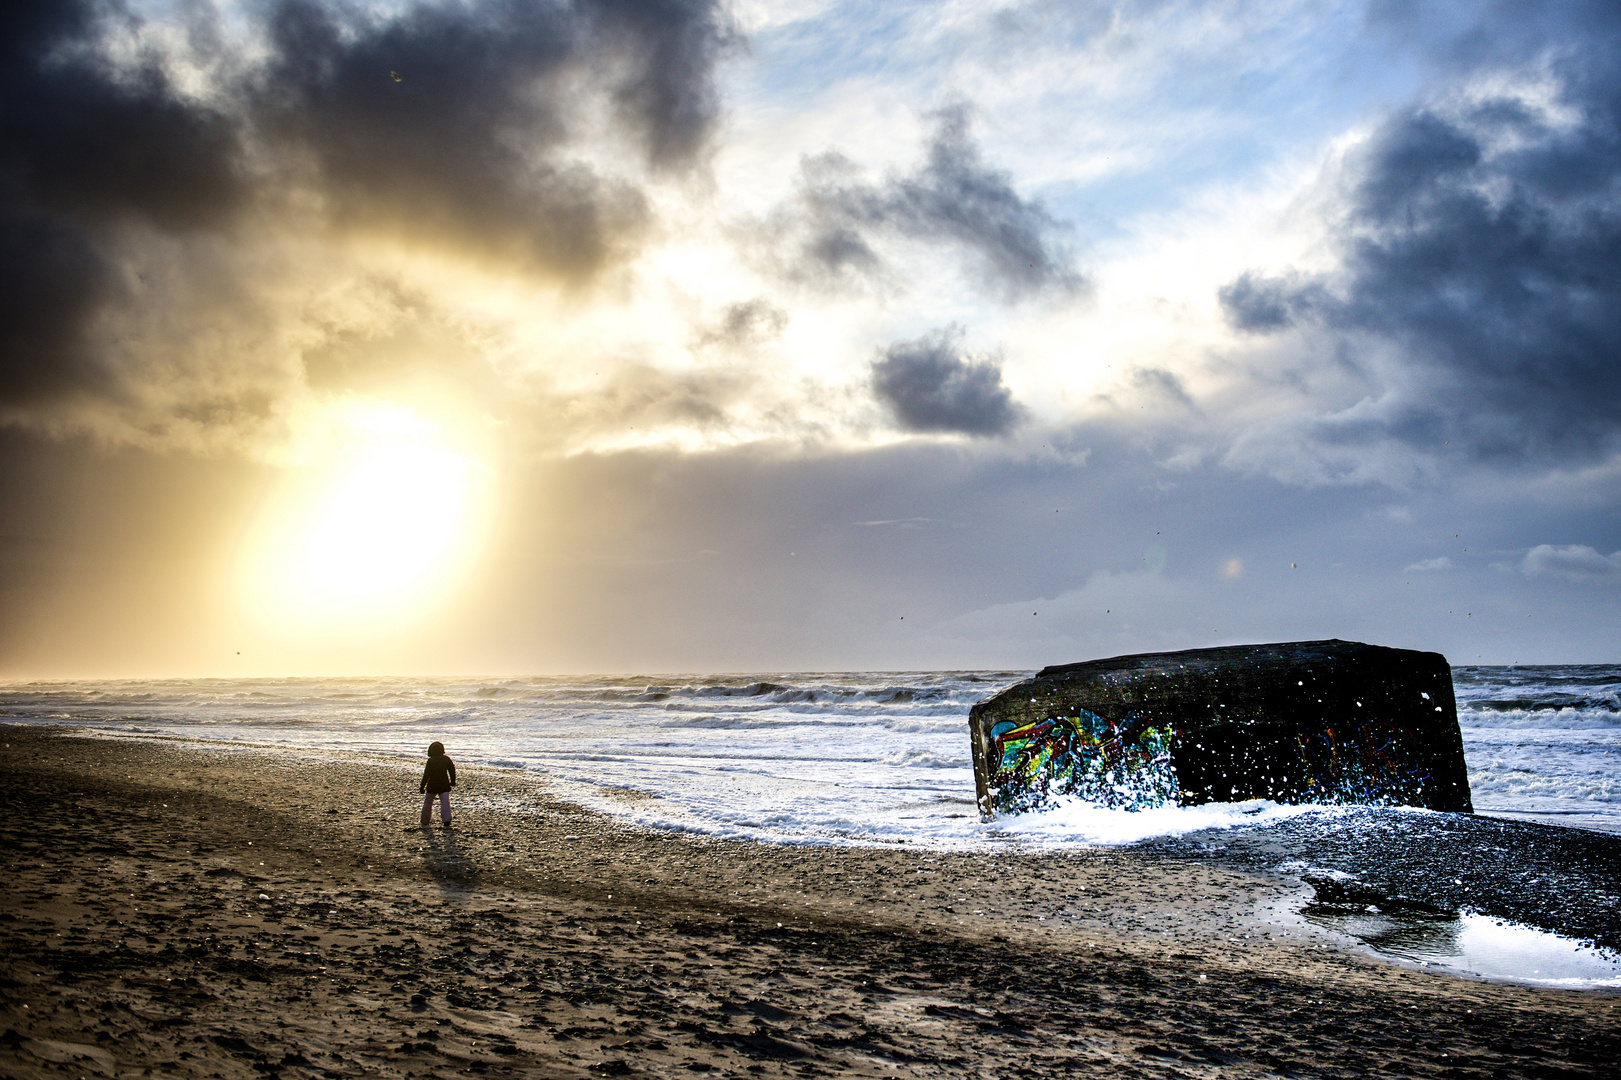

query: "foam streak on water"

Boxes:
[0, 665, 1616, 846]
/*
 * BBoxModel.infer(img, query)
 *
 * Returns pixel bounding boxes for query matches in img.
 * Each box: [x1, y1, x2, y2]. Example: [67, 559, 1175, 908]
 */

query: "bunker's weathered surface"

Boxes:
[970, 639, 1471, 819]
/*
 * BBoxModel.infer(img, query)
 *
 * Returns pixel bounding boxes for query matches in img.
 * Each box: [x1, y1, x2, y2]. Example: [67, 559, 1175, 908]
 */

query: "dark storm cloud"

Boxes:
[0, 2, 245, 231]
[773, 107, 1080, 299]
[871, 327, 1022, 437]
[0, 0, 732, 413]
[1220, 14, 1621, 465]
[0, 210, 121, 403]
[1217, 272, 1325, 334]
[0, 0, 246, 402]
[256, 0, 732, 271]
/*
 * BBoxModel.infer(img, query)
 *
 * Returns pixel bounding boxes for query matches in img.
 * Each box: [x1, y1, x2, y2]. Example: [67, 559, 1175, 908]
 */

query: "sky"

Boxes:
[1, 0, 1618, 677]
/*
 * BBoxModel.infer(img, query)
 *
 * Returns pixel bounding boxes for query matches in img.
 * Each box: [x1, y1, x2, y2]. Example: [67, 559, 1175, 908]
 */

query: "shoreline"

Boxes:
[2, 725, 1617, 1078]
[22, 722, 1621, 950]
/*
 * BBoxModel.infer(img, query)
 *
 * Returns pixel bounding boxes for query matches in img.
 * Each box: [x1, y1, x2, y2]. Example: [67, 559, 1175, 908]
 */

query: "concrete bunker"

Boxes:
[969, 639, 1472, 819]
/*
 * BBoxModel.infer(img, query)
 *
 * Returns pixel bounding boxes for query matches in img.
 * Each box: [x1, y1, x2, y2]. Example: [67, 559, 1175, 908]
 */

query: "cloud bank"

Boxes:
[0, 0, 734, 447]
[871, 327, 1022, 437]
[6, 0, 1621, 674]
[1220, 11, 1621, 470]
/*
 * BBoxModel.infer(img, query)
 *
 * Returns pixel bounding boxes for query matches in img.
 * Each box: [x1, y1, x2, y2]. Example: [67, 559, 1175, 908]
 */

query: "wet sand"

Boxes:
[1, 726, 1616, 1079]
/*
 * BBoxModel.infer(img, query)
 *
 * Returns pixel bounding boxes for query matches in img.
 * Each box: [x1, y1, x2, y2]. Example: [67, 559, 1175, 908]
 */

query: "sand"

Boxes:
[1, 725, 1615, 1079]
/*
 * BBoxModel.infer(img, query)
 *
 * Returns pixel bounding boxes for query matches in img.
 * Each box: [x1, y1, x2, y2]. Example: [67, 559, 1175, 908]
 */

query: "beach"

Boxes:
[2, 726, 1616, 1079]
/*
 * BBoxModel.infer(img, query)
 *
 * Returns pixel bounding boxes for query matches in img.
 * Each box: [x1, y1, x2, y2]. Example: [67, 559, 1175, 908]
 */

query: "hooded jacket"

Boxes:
[420, 752, 456, 795]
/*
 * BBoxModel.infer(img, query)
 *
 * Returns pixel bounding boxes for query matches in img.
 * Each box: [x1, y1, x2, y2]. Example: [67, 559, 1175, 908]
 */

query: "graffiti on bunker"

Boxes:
[987, 709, 1436, 814]
[987, 709, 1178, 814]
[1294, 717, 1432, 807]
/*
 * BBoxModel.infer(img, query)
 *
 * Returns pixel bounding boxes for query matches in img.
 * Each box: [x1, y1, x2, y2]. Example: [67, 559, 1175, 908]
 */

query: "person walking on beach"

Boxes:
[420, 741, 456, 827]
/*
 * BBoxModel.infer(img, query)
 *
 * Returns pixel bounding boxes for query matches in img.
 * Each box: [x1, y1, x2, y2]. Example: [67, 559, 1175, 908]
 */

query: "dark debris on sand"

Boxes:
[1146, 807, 1621, 952]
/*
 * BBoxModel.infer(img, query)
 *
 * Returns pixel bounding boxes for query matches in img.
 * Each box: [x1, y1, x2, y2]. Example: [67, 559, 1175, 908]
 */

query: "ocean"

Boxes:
[2, 665, 1616, 847]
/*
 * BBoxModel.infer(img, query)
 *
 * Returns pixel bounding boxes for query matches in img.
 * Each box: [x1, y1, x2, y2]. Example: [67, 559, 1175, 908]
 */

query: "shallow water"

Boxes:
[1, 664, 1616, 847]
[1276, 897, 1621, 989]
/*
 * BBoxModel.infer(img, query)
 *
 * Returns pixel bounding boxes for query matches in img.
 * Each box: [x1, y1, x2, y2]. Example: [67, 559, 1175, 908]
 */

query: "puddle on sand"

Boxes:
[1269, 895, 1621, 989]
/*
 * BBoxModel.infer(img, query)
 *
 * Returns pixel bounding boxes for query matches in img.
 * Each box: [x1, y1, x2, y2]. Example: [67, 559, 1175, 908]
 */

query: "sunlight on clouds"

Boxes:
[998, 157, 1328, 427]
[727, 0, 840, 35]
[238, 400, 493, 641]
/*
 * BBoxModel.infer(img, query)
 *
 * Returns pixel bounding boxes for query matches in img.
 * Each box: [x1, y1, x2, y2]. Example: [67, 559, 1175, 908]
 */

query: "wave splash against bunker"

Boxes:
[969, 639, 1472, 819]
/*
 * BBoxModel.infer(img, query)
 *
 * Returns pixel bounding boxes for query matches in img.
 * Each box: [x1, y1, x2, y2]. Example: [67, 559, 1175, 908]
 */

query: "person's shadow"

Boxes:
[417, 824, 480, 903]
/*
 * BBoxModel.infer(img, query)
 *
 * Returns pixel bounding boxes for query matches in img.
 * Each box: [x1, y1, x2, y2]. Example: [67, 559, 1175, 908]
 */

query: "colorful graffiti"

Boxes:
[988, 709, 1179, 814]
[1294, 718, 1432, 806]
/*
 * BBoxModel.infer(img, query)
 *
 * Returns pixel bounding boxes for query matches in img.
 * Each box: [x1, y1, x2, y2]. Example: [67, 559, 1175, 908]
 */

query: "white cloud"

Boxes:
[1521, 545, 1621, 581]
[1403, 556, 1452, 572]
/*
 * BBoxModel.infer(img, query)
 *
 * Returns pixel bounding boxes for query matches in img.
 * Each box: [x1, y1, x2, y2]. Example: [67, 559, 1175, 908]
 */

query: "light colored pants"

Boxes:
[421, 791, 451, 826]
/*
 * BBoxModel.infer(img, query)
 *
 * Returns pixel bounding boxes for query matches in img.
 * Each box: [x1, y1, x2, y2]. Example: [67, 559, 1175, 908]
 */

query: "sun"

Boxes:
[239, 401, 492, 639]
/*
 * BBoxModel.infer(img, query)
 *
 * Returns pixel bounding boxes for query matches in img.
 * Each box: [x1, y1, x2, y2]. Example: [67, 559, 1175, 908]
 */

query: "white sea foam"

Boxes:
[991, 797, 1334, 846]
[0, 665, 1616, 845]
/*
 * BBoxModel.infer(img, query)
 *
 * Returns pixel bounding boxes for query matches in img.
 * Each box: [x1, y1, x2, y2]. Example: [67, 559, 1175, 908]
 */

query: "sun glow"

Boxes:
[239, 402, 492, 639]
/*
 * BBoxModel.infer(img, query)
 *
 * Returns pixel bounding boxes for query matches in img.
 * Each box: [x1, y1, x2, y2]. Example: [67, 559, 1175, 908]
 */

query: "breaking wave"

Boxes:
[1, 665, 1615, 844]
